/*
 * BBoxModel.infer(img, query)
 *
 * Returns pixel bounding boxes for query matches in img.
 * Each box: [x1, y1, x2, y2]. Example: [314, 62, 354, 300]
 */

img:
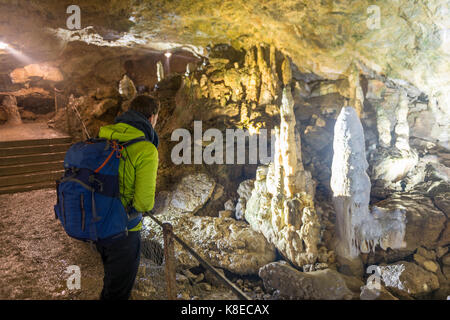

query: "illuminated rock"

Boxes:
[156, 60, 164, 82]
[245, 85, 321, 268]
[10, 63, 63, 83]
[379, 261, 439, 298]
[118, 74, 137, 100]
[331, 106, 406, 259]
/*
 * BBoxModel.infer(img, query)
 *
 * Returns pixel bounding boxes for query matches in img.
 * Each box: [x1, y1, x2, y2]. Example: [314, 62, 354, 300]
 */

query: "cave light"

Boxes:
[0, 41, 32, 64]
[164, 51, 172, 75]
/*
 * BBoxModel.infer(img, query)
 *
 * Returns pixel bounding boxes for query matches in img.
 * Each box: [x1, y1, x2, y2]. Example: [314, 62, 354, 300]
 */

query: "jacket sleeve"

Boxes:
[132, 143, 158, 212]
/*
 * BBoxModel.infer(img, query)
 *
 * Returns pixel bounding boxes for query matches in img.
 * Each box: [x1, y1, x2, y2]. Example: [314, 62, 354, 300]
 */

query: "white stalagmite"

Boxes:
[331, 106, 406, 259]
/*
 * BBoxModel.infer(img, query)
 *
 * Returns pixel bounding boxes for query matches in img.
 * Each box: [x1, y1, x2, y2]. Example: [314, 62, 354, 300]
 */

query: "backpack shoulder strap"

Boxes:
[120, 137, 147, 147]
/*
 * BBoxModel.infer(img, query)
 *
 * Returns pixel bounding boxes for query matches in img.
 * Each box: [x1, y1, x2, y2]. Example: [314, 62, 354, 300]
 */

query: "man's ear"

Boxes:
[149, 114, 158, 127]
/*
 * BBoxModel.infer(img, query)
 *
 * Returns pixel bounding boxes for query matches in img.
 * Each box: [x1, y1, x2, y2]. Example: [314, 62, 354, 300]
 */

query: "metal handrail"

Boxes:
[70, 98, 91, 139]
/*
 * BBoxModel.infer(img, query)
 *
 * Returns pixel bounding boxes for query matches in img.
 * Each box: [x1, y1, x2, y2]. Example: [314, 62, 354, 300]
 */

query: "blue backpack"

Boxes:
[54, 138, 145, 243]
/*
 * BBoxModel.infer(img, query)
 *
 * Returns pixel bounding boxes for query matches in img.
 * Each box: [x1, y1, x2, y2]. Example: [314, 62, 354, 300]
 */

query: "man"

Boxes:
[95, 95, 159, 300]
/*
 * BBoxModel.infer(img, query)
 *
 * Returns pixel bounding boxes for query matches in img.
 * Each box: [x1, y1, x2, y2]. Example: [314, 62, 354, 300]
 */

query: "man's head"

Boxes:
[129, 95, 160, 127]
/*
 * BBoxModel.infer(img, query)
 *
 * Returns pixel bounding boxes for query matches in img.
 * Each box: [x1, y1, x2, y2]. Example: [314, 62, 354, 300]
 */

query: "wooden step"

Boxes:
[0, 161, 63, 176]
[0, 143, 71, 156]
[0, 181, 56, 195]
[0, 137, 72, 148]
[0, 170, 64, 187]
[0, 152, 66, 166]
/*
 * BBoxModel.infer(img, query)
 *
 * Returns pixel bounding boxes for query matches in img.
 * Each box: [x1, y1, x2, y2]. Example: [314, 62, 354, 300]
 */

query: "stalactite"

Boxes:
[348, 65, 364, 118]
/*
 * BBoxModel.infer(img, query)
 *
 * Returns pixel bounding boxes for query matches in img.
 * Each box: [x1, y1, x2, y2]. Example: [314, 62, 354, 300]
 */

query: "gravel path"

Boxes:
[0, 189, 103, 300]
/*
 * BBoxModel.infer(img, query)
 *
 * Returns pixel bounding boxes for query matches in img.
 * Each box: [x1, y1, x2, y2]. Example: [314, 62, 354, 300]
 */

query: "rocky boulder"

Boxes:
[234, 179, 254, 220]
[379, 261, 439, 298]
[371, 193, 447, 255]
[142, 214, 276, 275]
[259, 261, 353, 300]
[153, 173, 216, 216]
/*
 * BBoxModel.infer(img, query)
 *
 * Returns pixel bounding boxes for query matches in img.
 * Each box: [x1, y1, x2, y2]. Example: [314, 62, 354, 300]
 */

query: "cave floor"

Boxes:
[0, 122, 68, 142]
[0, 189, 239, 300]
[0, 188, 103, 299]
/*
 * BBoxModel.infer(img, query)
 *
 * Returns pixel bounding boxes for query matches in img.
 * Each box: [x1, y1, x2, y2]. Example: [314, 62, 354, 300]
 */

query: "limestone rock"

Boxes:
[414, 253, 439, 273]
[218, 210, 233, 218]
[237, 179, 254, 200]
[371, 148, 418, 188]
[360, 284, 399, 300]
[372, 194, 447, 253]
[19, 109, 36, 120]
[92, 98, 118, 118]
[1, 95, 22, 124]
[118, 74, 137, 100]
[331, 106, 406, 259]
[433, 192, 450, 217]
[223, 199, 235, 212]
[379, 261, 439, 298]
[142, 215, 276, 275]
[0, 108, 7, 122]
[10, 63, 63, 83]
[244, 87, 320, 268]
[234, 179, 254, 221]
[442, 254, 450, 266]
[436, 247, 448, 259]
[165, 173, 216, 216]
[259, 261, 353, 300]
[303, 125, 332, 152]
[366, 79, 386, 100]
[93, 86, 120, 100]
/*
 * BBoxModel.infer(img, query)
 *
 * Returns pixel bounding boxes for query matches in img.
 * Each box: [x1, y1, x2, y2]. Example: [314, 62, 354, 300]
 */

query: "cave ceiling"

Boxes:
[0, 0, 449, 102]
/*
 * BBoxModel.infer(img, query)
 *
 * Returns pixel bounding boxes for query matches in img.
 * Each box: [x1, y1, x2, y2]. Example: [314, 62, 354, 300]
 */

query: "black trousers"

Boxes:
[96, 231, 141, 300]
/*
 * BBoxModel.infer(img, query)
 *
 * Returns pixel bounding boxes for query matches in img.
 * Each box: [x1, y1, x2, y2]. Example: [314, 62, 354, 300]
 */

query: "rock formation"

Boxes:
[259, 261, 353, 300]
[1, 95, 22, 125]
[143, 214, 276, 275]
[244, 81, 322, 268]
[331, 106, 406, 259]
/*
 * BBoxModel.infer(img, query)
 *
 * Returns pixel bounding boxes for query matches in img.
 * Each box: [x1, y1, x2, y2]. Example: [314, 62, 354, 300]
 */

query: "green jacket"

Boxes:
[98, 123, 158, 231]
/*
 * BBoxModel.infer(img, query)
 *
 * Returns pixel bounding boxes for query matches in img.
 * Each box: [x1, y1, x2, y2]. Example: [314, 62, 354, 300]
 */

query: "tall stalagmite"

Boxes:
[244, 61, 321, 267]
[331, 106, 406, 259]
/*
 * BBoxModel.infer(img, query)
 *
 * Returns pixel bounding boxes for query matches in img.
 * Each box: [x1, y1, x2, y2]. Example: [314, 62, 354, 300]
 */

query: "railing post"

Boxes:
[162, 222, 177, 300]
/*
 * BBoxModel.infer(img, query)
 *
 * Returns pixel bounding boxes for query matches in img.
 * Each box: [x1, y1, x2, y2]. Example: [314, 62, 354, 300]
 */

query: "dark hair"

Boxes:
[129, 95, 160, 118]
